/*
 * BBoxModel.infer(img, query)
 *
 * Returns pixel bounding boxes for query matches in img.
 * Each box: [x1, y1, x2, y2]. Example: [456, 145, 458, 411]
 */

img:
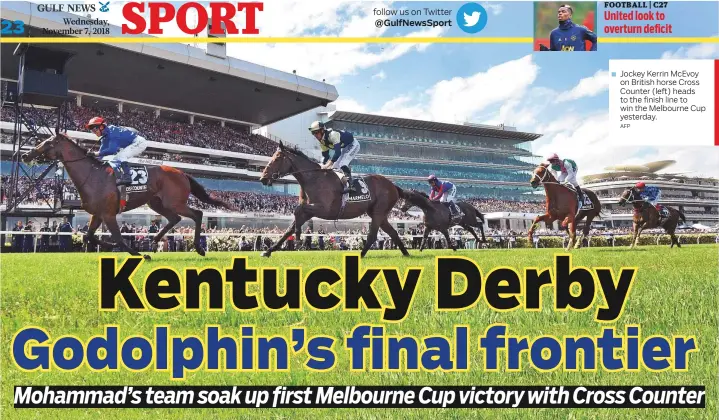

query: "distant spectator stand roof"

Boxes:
[1, 1, 338, 126]
[328, 111, 542, 142]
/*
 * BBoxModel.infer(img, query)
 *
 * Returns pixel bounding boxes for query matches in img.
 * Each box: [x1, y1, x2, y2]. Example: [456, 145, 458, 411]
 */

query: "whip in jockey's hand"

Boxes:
[309, 120, 361, 194]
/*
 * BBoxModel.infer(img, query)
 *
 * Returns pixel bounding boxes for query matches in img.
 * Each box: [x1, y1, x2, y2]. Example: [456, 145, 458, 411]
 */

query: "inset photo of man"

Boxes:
[535, 3, 597, 51]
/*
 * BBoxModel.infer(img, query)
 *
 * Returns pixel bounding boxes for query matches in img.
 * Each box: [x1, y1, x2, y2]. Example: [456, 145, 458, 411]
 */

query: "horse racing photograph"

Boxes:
[1, 0, 718, 419]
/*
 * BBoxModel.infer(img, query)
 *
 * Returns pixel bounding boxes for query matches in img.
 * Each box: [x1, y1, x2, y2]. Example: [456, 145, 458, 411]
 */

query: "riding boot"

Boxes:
[341, 165, 355, 193]
[450, 202, 462, 222]
[121, 162, 133, 185]
[575, 185, 585, 206]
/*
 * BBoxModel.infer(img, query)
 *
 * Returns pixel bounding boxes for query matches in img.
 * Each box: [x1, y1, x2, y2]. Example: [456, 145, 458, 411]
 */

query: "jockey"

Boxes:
[309, 121, 361, 193]
[87, 117, 148, 212]
[428, 174, 461, 222]
[544, 153, 585, 204]
[635, 182, 666, 216]
[86, 117, 147, 186]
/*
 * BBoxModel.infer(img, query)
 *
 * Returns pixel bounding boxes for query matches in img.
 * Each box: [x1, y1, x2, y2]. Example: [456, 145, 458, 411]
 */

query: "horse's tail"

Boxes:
[678, 209, 686, 223]
[395, 184, 406, 199]
[186, 175, 235, 211]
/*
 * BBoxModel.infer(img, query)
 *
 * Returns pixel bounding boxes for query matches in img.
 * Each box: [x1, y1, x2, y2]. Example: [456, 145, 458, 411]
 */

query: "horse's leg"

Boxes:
[262, 221, 296, 257]
[360, 218, 382, 258]
[528, 214, 552, 242]
[671, 219, 682, 248]
[148, 198, 182, 245]
[85, 214, 106, 250]
[629, 222, 639, 249]
[175, 205, 205, 257]
[262, 205, 310, 257]
[565, 216, 577, 251]
[104, 214, 145, 258]
[419, 229, 430, 252]
[441, 229, 456, 251]
[631, 222, 646, 249]
[635, 225, 646, 248]
[462, 224, 481, 244]
[574, 213, 595, 249]
[667, 223, 680, 248]
[380, 220, 410, 256]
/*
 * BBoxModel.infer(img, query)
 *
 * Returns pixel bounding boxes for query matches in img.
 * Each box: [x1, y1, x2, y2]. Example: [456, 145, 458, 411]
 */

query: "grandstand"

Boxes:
[324, 111, 542, 198]
[322, 110, 546, 231]
[582, 160, 719, 227]
[0, 1, 338, 232]
[0, 2, 551, 237]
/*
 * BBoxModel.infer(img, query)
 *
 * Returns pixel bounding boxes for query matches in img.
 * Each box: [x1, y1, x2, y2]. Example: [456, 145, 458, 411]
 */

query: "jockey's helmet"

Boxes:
[427, 174, 438, 184]
[635, 182, 646, 189]
[86, 116, 105, 129]
[545, 152, 559, 162]
[309, 121, 325, 134]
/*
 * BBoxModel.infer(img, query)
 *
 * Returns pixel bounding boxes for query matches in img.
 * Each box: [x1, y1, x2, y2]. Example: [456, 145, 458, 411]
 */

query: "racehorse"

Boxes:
[618, 187, 686, 249]
[259, 141, 410, 258]
[21, 133, 234, 258]
[399, 189, 487, 251]
[528, 164, 602, 250]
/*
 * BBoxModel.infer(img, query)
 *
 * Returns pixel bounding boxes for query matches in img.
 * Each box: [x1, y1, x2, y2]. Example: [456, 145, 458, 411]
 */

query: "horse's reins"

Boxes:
[621, 189, 644, 206]
[269, 167, 329, 180]
[533, 167, 562, 186]
[267, 151, 334, 180]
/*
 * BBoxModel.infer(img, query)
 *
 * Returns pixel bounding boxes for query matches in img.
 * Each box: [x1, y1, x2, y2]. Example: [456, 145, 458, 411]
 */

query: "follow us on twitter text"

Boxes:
[373, 6, 453, 28]
[373, 5, 488, 34]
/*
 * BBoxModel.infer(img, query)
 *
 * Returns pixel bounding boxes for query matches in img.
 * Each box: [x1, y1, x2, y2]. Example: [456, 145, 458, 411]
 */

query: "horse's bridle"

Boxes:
[266, 152, 330, 180]
[532, 167, 560, 186]
[621, 188, 640, 205]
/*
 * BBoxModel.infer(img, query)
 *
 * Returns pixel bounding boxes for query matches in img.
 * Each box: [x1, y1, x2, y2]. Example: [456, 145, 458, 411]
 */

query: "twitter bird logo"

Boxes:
[456, 3, 488, 34]
[463, 11, 481, 27]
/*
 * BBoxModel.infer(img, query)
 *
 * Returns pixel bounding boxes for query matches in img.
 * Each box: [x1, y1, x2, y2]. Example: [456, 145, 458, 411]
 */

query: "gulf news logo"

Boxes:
[456, 2, 488, 34]
[120, 2, 263, 35]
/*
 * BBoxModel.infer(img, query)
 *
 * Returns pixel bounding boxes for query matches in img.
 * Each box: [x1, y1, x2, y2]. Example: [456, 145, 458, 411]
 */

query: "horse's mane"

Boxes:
[53, 133, 105, 167]
[281, 143, 319, 164]
[409, 189, 430, 199]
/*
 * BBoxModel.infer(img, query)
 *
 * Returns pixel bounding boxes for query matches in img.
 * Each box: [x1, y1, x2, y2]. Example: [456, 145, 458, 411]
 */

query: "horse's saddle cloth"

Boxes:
[106, 163, 150, 193]
[562, 184, 593, 211]
[333, 171, 371, 202]
[649, 204, 670, 222]
[347, 178, 371, 202]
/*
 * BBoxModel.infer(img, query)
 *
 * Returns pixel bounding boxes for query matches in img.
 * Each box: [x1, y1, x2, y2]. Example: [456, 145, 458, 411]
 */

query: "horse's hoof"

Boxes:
[196, 250, 206, 257]
[261, 251, 271, 258]
[143, 254, 151, 261]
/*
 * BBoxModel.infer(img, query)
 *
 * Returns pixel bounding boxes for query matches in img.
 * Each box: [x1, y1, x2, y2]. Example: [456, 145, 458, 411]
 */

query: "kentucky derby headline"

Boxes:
[11, 254, 697, 380]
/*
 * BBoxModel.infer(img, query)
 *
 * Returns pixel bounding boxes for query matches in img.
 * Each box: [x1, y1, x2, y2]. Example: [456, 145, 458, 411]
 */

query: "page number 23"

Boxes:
[1, 19, 25, 35]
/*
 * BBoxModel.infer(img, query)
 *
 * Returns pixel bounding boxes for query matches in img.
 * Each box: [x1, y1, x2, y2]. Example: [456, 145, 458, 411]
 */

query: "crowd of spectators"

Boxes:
[360, 144, 533, 167]
[354, 164, 527, 183]
[586, 176, 719, 187]
[597, 191, 719, 202]
[7, 219, 717, 254]
[1, 96, 279, 156]
[6, 176, 719, 218]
